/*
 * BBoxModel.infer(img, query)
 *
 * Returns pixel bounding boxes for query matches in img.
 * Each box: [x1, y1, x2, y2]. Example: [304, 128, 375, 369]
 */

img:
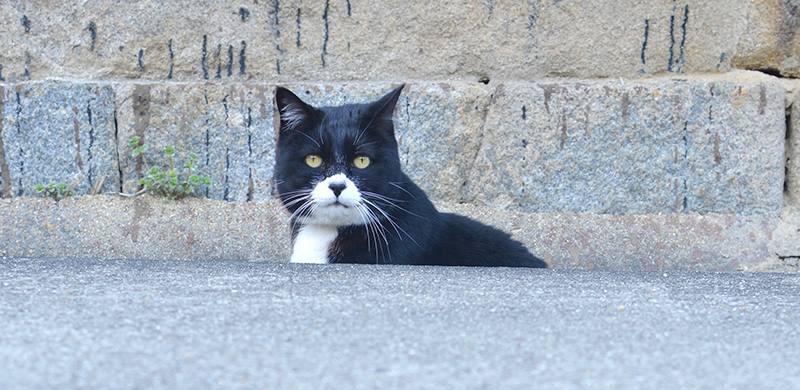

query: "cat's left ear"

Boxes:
[368, 84, 405, 123]
[275, 86, 314, 131]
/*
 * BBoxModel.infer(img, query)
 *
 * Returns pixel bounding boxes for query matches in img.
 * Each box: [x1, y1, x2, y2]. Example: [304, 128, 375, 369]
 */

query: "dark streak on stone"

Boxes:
[0, 64, 4, 81]
[322, 0, 330, 67]
[167, 39, 174, 79]
[521, 105, 527, 120]
[716, 52, 727, 70]
[226, 44, 233, 78]
[203, 90, 210, 178]
[246, 107, 254, 202]
[527, 0, 539, 35]
[559, 112, 567, 149]
[346, 0, 352, 16]
[0, 86, 11, 197]
[677, 5, 689, 73]
[484, 0, 495, 16]
[21, 15, 31, 33]
[713, 133, 721, 165]
[296, 8, 302, 48]
[223, 147, 230, 201]
[15, 91, 22, 196]
[759, 84, 767, 115]
[86, 100, 96, 187]
[222, 95, 230, 201]
[239, 7, 250, 22]
[137, 49, 145, 72]
[543, 85, 556, 114]
[640, 19, 649, 68]
[87, 22, 97, 51]
[622, 92, 630, 122]
[23, 52, 31, 79]
[113, 108, 123, 192]
[72, 106, 84, 173]
[668, 3, 676, 72]
[215, 44, 222, 79]
[239, 41, 247, 75]
[132, 85, 151, 179]
[521, 139, 528, 148]
[269, 0, 285, 74]
[222, 45, 228, 78]
[201, 35, 209, 80]
[682, 120, 689, 212]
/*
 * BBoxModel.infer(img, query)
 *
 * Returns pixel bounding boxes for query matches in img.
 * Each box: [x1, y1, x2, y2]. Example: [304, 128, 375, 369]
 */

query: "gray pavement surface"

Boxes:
[0, 258, 799, 390]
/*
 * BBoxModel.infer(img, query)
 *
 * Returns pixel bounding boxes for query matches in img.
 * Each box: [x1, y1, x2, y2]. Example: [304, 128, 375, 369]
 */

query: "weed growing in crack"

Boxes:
[127, 136, 211, 200]
[34, 182, 74, 201]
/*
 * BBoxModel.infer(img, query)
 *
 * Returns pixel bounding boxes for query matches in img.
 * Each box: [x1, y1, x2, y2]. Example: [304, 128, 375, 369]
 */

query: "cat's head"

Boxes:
[273, 86, 405, 227]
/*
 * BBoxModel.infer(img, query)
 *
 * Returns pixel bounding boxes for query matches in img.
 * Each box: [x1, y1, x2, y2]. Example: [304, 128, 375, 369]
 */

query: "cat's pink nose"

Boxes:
[329, 182, 346, 197]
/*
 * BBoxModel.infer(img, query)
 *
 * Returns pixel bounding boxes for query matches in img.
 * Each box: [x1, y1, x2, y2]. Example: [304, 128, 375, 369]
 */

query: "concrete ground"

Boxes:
[0, 258, 798, 390]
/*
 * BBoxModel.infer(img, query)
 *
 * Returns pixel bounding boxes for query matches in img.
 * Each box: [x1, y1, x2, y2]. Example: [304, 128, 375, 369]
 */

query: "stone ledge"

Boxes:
[0, 195, 796, 272]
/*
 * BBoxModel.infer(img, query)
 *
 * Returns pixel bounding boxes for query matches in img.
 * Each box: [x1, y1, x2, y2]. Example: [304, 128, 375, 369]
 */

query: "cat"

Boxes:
[273, 85, 548, 268]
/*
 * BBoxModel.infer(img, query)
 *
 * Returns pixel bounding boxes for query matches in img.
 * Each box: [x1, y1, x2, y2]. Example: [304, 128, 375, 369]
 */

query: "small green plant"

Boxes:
[128, 136, 211, 200]
[34, 182, 74, 201]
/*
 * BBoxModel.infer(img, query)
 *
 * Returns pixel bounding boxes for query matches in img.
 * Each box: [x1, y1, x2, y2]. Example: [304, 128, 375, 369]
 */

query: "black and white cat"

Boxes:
[273, 85, 548, 268]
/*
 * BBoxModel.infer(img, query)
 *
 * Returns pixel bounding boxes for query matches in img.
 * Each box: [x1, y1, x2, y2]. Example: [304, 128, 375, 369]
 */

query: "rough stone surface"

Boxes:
[0, 0, 758, 82]
[733, 0, 800, 78]
[788, 84, 800, 206]
[0, 195, 792, 271]
[468, 72, 786, 214]
[1, 81, 120, 196]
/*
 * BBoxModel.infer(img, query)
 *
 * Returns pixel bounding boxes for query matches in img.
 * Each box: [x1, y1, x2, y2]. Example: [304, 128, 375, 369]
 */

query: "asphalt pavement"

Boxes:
[0, 258, 798, 389]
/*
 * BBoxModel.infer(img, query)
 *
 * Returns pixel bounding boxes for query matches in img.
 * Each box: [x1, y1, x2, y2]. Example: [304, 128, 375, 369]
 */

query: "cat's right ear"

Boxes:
[275, 87, 313, 131]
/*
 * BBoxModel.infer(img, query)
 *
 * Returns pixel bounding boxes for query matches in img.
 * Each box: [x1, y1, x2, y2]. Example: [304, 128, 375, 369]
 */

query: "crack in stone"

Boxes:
[0, 85, 11, 197]
[112, 107, 123, 192]
[167, 39, 174, 79]
[203, 90, 210, 198]
[269, 0, 286, 74]
[246, 107, 254, 202]
[239, 41, 247, 76]
[640, 19, 650, 71]
[86, 98, 96, 188]
[73, 106, 85, 175]
[15, 91, 24, 196]
[222, 95, 230, 201]
[296, 8, 302, 48]
[322, 0, 330, 67]
[201, 35, 209, 80]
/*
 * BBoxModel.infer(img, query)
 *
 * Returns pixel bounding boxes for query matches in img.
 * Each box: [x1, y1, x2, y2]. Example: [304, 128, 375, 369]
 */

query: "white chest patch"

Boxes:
[290, 225, 338, 264]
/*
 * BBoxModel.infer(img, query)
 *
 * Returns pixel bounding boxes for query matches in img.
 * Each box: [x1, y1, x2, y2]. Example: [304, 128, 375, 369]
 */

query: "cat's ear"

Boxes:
[275, 87, 313, 131]
[368, 84, 405, 123]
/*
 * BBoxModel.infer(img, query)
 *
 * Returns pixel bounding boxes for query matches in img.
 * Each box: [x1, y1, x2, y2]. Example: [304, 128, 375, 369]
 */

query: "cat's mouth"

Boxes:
[318, 200, 351, 208]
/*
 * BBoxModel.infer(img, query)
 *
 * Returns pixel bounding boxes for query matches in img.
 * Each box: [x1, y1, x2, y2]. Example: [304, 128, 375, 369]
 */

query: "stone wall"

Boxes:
[1, 0, 799, 270]
[0, 1, 795, 81]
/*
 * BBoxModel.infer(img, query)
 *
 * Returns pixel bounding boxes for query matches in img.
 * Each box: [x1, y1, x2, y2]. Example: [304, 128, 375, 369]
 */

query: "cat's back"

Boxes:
[425, 213, 548, 268]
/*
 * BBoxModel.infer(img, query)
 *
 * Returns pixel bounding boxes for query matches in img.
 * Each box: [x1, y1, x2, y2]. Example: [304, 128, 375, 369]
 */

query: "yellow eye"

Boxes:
[305, 154, 322, 168]
[353, 156, 371, 169]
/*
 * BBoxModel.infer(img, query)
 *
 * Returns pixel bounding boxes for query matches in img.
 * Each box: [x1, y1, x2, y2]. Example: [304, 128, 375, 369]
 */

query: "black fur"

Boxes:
[274, 85, 548, 268]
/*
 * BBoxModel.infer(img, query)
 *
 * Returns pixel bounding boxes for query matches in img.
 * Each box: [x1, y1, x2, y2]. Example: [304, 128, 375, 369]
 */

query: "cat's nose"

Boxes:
[328, 182, 346, 197]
